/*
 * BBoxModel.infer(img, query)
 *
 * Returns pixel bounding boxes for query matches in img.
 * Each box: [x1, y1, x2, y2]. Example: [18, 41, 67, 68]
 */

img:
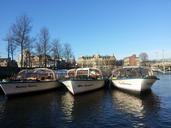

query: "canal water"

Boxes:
[0, 74, 171, 128]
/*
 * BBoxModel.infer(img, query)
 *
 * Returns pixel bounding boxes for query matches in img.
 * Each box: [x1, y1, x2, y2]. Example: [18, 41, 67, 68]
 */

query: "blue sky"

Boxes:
[0, 0, 171, 60]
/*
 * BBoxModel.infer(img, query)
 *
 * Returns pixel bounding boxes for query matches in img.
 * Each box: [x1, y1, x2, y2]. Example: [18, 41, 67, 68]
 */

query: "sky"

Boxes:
[0, 0, 171, 60]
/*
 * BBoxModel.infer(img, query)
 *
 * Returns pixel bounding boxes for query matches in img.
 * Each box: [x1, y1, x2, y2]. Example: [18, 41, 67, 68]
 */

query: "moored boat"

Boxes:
[0, 68, 60, 96]
[110, 66, 159, 92]
[62, 68, 105, 95]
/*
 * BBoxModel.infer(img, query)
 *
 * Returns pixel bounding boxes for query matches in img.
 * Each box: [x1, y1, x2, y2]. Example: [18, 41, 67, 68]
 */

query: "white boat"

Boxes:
[62, 68, 105, 95]
[0, 68, 60, 96]
[110, 66, 159, 92]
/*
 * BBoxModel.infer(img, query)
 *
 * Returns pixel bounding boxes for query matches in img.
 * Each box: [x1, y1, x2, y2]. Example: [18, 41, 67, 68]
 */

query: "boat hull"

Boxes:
[63, 80, 104, 95]
[111, 78, 157, 92]
[0, 81, 59, 96]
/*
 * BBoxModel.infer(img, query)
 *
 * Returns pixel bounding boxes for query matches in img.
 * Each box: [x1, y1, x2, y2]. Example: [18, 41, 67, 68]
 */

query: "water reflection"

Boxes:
[112, 90, 160, 117]
[112, 89, 160, 127]
[0, 92, 64, 127]
[0, 96, 6, 120]
[0, 86, 164, 128]
[61, 90, 105, 123]
[61, 92, 74, 121]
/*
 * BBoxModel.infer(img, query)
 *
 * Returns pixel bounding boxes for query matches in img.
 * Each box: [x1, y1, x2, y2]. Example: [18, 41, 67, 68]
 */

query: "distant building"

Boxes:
[0, 58, 17, 67]
[17, 49, 55, 68]
[0, 58, 10, 67]
[30, 55, 40, 67]
[17, 49, 31, 67]
[17, 52, 70, 68]
[123, 54, 140, 66]
[77, 54, 116, 69]
[29, 55, 54, 68]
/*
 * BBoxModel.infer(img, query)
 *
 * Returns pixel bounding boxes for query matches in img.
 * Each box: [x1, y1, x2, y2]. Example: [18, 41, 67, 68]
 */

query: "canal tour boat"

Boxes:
[62, 68, 105, 95]
[110, 66, 159, 92]
[0, 68, 60, 96]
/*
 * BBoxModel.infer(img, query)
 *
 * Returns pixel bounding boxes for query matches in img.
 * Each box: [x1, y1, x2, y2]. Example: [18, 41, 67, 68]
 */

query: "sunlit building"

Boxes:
[17, 49, 54, 67]
[77, 54, 116, 69]
[0, 58, 10, 67]
[123, 54, 140, 66]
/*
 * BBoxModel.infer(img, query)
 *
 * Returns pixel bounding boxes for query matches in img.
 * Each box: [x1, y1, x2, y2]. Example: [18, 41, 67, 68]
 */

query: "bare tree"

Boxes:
[25, 37, 35, 67]
[139, 52, 148, 61]
[63, 43, 73, 63]
[35, 42, 43, 67]
[4, 30, 17, 60]
[10, 15, 32, 67]
[51, 39, 62, 67]
[38, 27, 51, 67]
[5, 32, 11, 59]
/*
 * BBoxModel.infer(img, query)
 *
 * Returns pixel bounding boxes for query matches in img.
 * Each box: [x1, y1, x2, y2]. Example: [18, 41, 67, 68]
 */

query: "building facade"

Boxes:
[17, 51, 72, 68]
[0, 58, 10, 67]
[17, 49, 55, 68]
[77, 54, 116, 69]
[123, 54, 140, 66]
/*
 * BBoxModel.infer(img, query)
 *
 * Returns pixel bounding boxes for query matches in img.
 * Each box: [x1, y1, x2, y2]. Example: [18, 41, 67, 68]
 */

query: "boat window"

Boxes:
[112, 67, 152, 79]
[77, 70, 88, 76]
[56, 70, 67, 80]
[139, 68, 149, 77]
[68, 70, 76, 78]
[89, 69, 102, 79]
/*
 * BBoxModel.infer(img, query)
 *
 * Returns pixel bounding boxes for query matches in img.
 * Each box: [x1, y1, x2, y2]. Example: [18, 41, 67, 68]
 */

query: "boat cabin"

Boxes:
[111, 66, 153, 79]
[65, 68, 103, 80]
[76, 68, 103, 80]
[16, 68, 56, 81]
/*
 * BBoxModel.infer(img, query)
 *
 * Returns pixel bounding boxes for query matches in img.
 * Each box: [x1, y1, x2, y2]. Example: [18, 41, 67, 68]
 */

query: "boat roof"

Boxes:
[32, 68, 54, 73]
[123, 66, 147, 69]
[18, 68, 54, 73]
[17, 68, 57, 80]
[76, 67, 101, 71]
[67, 69, 76, 72]
[56, 69, 68, 72]
[112, 66, 151, 72]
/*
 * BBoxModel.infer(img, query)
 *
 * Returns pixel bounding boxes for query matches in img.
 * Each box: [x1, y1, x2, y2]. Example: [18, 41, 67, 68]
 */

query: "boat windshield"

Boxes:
[77, 70, 88, 76]
[76, 70, 88, 79]
[76, 68, 102, 80]
[56, 69, 67, 80]
[65, 68, 103, 80]
[66, 69, 76, 78]
[112, 67, 151, 79]
[16, 68, 56, 81]
[89, 69, 102, 79]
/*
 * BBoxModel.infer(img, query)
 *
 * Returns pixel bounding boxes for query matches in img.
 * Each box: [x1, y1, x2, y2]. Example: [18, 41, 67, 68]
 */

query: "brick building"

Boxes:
[124, 54, 140, 66]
